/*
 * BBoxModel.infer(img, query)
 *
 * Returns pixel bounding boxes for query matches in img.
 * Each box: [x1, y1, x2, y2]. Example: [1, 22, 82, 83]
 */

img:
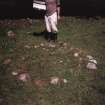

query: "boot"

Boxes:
[44, 32, 52, 42]
[44, 32, 49, 40]
[51, 33, 58, 42]
[48, 32, 52, 42]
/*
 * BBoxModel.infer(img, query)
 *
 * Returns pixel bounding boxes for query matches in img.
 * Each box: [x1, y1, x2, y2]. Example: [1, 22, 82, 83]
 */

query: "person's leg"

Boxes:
[45, 15, 51, 32]
[50, 12, 58, 32]
[44, 15, 52, 41]
[49, 12, 58, 42]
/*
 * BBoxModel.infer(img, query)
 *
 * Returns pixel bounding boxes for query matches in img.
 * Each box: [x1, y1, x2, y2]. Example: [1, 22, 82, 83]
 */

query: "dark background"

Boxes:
[0, 0, 105, 18]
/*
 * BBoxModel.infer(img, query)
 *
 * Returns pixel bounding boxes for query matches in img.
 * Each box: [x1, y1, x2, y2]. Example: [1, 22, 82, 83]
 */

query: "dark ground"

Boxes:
[1, 0, 105, 18]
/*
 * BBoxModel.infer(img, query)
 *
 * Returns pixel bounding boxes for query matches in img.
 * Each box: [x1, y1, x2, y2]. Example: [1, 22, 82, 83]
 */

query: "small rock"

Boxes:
[3, 58, 12, 65]
[17, 72, 30, 82]
[50, 77, 59, 85]
[50, 51, 55, 55]
[42, 48, 46, 50]
[63, 42, 67, 47]
[21, 56, 25, 61]
[40, 43, 44, 47]
[12, 71, 18, 76]
[7, 30, 16, 39]
[63, 79, 68, 83]
[74, 52, 79, 57]
[48, 43, 56, 48]
[86, 62, 97, 70]
[34, 45, 39, 48]
[59, 60, 63, 63]
[89, 59, 97, 64]
[50, 77, 68, 85]
[24, 45, 31, 49]
[27, 32, 31, 34]
[86, 55, 93, 60]
[70, 47, 74, 51]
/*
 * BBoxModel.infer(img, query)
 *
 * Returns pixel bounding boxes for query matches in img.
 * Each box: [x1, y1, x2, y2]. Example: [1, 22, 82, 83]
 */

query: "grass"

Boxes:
[0, 16, 105, 105]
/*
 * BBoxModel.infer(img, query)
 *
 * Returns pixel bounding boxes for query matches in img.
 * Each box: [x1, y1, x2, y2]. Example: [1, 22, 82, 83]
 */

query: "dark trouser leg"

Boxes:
[44, 32, 52, 41]
[51, 32, 58, 42]
[45, 32, 58, 42]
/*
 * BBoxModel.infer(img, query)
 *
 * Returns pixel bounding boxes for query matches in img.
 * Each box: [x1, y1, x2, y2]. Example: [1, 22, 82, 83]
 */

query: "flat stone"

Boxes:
[86, 62, 97, 70]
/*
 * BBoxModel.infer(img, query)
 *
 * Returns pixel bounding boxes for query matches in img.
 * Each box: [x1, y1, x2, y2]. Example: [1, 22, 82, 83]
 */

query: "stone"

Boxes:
[3, 58, 12, 65]
[17, 72, 30, 82]
[12, 71, 18, 76]
[7, 30, 16, 39]
[86, 62, 97, 70]
[74, 52, 79, 57]
[86, 55, 93, 60]
[50, 77, 59, 85]
[63, 79, 68, 83]
[89, 59, 97, 64]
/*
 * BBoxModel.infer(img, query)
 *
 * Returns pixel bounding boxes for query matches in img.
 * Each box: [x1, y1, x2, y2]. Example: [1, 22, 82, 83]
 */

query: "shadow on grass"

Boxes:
[33, 32, 44, 37]
[32, 30, 47, 40]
